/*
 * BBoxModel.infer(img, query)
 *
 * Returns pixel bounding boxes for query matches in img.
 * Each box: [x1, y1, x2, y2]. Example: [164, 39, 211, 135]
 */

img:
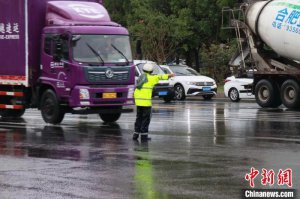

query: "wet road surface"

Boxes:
[0, 99, 300, 199]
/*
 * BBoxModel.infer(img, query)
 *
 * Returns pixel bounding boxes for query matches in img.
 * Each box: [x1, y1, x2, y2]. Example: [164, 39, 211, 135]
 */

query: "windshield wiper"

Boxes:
[86, 42, 104, 65]
[111, 44, 129, 65]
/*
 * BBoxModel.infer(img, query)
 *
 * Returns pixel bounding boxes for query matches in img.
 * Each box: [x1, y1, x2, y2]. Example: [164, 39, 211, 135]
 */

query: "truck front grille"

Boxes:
[85, 66, 130, 83]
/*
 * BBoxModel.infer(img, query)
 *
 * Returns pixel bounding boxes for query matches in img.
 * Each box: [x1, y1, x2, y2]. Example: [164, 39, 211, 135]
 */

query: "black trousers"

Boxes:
[134, 106, 152, 134]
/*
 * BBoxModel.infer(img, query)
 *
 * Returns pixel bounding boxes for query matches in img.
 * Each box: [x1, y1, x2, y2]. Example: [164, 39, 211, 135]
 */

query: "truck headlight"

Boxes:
[127, 87, 135, 98]
[79, 89, 90, 100]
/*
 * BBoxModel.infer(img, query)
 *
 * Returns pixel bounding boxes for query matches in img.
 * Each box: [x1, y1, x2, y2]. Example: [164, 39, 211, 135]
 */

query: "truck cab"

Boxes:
[0, 0, 135, 124]
[38, 2, 135, 123]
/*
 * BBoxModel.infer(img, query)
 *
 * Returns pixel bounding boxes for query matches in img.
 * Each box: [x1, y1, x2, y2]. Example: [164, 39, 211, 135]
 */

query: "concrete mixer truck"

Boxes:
[0, 0, 135, 124]
[225, 0, 300, 108]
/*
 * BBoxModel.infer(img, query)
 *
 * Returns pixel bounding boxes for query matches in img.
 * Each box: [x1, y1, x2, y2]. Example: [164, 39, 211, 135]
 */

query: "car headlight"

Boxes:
[187, 82, 197, 85]
[79, 89, 90, 100]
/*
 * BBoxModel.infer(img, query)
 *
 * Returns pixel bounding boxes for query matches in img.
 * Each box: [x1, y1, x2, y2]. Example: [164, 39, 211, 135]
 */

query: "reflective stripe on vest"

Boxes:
[139, 87, 153, 90]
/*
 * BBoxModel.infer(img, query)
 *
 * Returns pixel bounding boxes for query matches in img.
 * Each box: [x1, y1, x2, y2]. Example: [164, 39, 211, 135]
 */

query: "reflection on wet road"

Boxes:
[0, 100, 300, 199]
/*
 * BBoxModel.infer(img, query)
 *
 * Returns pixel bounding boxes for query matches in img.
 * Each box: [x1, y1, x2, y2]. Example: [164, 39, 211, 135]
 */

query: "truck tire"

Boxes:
[99, 113, 121, 123]
[229, 88, 240, 102]
[281, 79, 300, 109]
[40, 89, 65, 124]
[174, 84, 186, 100]
[255, 79, 281, 108]
[0, 109, 26, 118]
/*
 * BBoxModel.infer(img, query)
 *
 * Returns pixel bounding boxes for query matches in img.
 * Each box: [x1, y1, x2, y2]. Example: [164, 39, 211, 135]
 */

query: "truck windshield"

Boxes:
[72, 35, 132, 64]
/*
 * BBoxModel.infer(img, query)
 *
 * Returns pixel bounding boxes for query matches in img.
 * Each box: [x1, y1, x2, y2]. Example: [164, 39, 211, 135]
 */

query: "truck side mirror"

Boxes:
[53, 43, 62, 62]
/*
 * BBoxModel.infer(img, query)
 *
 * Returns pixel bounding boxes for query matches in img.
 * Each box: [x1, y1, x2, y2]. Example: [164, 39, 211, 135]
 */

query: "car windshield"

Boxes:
[169, 66, 199, 76]
[72, 34, 132, 64]
[137, 63, 165, 75]
[162, 67, 172, 74]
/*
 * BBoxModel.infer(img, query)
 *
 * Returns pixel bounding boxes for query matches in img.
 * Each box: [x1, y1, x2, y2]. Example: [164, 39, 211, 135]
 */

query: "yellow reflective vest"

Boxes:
[134, 73, 169, 107]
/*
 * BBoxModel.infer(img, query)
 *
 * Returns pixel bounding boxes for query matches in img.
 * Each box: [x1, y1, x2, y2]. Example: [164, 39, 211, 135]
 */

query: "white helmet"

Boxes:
[143, 63, 154, 73]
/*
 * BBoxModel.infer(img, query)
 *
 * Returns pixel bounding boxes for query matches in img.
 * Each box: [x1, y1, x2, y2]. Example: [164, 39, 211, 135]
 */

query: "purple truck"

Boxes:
[0, 0, 135, 124]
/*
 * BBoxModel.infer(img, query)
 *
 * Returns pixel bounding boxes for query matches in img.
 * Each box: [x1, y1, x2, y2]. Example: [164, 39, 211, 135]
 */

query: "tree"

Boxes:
[168, 0, 227, 69]
[104, 0, 237, 78]
[200, 41, 236, 83]
[103, 0, 131, 26]
[127, 0, 177, 63]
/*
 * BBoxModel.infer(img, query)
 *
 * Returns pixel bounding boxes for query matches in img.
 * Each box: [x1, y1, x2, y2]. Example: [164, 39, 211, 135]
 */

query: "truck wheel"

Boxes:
[255, 79, 281, 108]
[99, 113, 121, 123]
[40, 89, 65, 124]
[174, 84, 186, 100]
[229, 88, 240, 102]
[0, 109, 26, 118]
[202, 95, 213, 100]
[281, 79, 300, 109]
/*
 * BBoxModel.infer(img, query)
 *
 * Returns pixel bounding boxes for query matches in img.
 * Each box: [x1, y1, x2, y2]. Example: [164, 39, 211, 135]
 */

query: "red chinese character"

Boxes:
[277, 168, 293, 187]
[261, 168, 275, 186]
[245, 167, 259, 188]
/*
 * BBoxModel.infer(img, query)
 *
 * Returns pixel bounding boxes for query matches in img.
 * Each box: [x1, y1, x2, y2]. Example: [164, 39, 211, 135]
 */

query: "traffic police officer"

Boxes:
[133, 63, 175, 141]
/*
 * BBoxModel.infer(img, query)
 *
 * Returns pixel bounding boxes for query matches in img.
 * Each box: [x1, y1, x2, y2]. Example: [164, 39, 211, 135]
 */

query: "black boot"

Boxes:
[141, 134, 151, 142]
[132, 132, 139, 140]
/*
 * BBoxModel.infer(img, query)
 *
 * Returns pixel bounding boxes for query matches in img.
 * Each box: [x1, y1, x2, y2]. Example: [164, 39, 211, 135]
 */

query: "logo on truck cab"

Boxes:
[68, 4, 104, 19]
[105, 68, 114, 79]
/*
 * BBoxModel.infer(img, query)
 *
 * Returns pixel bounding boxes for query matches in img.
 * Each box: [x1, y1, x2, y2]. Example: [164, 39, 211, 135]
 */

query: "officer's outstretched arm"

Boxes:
[168, 73, 176, 78]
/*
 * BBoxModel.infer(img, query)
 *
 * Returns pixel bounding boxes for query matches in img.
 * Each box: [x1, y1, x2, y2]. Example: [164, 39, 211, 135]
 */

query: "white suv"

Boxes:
[161, 65, 217, 100]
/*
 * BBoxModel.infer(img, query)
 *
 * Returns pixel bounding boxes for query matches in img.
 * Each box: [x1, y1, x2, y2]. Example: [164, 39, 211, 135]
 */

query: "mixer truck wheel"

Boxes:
[0, 109, 25, 118]
[40, 89, 65, 124]
[281, 79, 300, 109]
[255, 79, 281, 108]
